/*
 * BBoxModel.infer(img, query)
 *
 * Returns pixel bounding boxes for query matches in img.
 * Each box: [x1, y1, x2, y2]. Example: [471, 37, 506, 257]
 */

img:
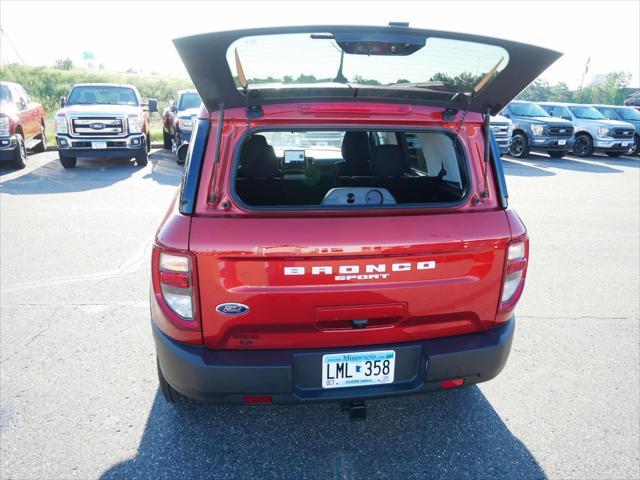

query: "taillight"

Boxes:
[159, 252, 194, 319]
[499, 239, 528, 309]
[151, 246, 201, 343]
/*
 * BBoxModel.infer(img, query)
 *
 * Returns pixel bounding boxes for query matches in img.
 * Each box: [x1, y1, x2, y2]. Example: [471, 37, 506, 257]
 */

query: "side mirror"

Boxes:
[177, 143, 189, 164]
[562, 116, 572, 121]
[502, 112, 510, 119]
[147, 99, 158, 112]
[60, 96, 66, 108]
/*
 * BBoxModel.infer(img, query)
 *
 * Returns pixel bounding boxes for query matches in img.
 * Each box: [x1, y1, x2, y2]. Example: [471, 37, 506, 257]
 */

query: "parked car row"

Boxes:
[490, 100, 638, 159]
[1, 76, 636, 171]
[0, 80, 196, 170]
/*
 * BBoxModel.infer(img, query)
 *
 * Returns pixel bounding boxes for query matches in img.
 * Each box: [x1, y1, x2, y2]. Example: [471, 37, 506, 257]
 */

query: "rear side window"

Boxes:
[233, 129, 468, 209]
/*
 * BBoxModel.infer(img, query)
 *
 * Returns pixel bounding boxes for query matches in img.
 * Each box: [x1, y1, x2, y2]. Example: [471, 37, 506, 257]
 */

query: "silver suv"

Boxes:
[538, 102, 635, 157]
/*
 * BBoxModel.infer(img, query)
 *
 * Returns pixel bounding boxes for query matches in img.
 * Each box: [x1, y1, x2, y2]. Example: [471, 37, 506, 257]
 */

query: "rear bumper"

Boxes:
[154, 318, 515, 403]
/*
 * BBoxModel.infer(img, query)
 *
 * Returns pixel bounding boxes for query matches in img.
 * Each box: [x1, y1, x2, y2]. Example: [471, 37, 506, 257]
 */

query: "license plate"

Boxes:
[622, 142, 630, 147]
[558, 140, 567, 146]
[322, 350, 395, 389]
[92, 141, 107, 149]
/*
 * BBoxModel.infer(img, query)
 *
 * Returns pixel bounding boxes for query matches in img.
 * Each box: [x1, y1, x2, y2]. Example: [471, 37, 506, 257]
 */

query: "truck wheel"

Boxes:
[11, 134, 27, 169]
[605, 152, 625, 157]
[573, 134, 593, 157]
[59, 155, 77, 168]
[135, 151, 148, 167]
[163, 130, 172, 149]
[34, 125, 47, 153]
[509, 133, 529, 158]
[157, 359, 193, 404]
[548, 151, 568, 159]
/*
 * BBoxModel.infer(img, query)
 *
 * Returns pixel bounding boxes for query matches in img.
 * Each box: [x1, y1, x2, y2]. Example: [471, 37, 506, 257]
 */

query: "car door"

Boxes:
[14, 85, 38, 140]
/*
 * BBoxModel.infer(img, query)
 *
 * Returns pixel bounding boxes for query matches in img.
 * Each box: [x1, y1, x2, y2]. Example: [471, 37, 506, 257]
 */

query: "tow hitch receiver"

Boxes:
[340, 401, 367, 421]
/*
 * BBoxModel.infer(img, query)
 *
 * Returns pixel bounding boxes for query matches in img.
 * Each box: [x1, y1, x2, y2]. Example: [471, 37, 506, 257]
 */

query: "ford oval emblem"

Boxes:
[216, 303, 250, 315]
[91, 123, 105, 130]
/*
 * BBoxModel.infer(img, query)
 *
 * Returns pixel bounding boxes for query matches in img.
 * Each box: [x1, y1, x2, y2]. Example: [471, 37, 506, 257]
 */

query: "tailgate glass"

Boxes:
[228, 33, 508, 93]
[234, 128, 469, 209]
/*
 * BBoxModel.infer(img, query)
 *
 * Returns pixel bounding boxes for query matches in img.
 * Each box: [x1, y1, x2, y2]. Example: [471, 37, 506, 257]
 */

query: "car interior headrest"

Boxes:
[341, 131, 371, 162]
[239, 135, 279, 178]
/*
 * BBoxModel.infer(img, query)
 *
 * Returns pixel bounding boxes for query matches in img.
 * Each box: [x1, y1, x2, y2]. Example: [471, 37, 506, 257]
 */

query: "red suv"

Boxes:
[152, 25, 554, 416]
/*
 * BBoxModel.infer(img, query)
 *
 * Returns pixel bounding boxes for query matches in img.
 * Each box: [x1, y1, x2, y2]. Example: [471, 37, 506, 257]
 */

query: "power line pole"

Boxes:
[579, 56, 590, 93]
[0, 25, 26, 66]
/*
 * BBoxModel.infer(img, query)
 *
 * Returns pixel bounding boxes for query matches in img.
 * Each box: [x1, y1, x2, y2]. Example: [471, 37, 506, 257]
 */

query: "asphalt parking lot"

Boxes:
[1, 149, 638, 479]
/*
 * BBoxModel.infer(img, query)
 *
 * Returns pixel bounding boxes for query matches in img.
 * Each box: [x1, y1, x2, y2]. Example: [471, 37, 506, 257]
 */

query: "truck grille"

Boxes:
[70, 117, 126, 137]
[491, 124, 510, 138]
[610, 128, 635, 139]
[547, 126, 573, 137]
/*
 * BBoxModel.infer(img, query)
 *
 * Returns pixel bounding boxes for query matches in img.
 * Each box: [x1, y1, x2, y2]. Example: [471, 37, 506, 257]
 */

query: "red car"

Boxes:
[0, 81, 47, 169]
[152, 25, 551, 417]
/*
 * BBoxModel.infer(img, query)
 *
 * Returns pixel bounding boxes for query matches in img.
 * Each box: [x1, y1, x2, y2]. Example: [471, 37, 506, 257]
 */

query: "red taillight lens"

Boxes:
[500, 239, 528, 308]
[157, 250, 195, 320]
[159, 271, 190, 288]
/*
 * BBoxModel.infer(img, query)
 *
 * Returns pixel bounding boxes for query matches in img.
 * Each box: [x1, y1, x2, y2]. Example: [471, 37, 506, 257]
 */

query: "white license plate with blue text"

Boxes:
[322, 350, 395, 389]
[558, 140, 567, 146]
[92, 141, 107, 149]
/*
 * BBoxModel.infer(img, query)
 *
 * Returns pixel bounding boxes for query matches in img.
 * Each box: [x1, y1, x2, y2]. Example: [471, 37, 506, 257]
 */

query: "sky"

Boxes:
[1, 0, 639, 89]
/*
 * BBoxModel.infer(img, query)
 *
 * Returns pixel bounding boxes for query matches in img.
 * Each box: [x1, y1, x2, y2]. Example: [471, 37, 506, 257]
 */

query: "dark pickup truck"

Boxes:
[501, 101, 575, 159]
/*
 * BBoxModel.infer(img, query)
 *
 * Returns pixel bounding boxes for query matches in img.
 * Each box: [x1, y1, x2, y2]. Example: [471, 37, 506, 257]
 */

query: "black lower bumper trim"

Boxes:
[58, 148, 146, 159]
[153, 318, 515, 403]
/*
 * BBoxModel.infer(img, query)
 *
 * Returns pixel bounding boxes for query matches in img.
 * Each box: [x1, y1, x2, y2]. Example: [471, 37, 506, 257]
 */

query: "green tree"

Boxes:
[54, 57, 74, 71]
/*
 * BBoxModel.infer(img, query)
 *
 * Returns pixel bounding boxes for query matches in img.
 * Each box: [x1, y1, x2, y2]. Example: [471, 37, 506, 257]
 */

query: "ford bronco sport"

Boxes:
[152, 25, 552, 415]
[55, 83, 157, 168]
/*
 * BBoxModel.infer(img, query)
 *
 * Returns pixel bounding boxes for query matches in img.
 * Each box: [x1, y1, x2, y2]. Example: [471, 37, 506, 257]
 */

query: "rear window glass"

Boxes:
[234, 129, 468, 208]
[227, 33, 509, 94]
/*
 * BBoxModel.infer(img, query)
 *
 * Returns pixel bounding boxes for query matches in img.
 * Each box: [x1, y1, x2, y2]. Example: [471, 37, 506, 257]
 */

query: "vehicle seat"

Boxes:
[339, 131, 371, 176]
[236, 135, 283, 205]
[371, 144, 421, 203]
